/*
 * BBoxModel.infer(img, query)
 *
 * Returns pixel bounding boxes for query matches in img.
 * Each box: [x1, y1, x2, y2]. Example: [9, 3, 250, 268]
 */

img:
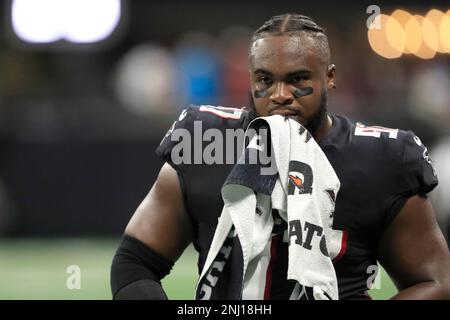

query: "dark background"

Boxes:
[0, 0, 449, 236]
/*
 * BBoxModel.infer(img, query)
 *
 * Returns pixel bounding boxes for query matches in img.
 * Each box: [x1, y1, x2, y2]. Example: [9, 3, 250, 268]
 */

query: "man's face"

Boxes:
[249, 34, 335, 134]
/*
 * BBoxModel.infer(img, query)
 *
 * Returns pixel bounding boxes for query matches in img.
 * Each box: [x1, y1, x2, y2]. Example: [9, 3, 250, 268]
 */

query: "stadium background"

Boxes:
[0, 0, 449, 299]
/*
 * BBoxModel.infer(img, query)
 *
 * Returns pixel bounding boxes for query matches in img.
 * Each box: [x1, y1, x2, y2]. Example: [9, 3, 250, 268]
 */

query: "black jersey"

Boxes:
[156, 105, 438, 300]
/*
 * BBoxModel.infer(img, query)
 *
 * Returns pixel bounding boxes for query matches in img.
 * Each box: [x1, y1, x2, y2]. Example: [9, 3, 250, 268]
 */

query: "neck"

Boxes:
[313, 114, 332, 141]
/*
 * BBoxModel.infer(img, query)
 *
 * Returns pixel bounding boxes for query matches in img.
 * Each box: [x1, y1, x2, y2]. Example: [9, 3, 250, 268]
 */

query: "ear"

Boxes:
[327, 64, 336, 89]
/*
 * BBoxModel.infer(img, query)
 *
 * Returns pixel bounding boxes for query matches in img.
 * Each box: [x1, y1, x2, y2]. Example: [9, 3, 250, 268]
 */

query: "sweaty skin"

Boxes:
[378, 195, 450, 299]
[125, 163, 192, 262]
[249, 34, 334, 140]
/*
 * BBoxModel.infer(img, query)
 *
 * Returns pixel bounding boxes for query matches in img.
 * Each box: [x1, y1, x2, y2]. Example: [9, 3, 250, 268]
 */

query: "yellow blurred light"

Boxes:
[404, 16, 423, 54]
[413, 15, 437, 59]
[421, 16, 440, 52]
[391, 9, 413, 25]
[391, 9, 413, 53]
[386, 14, 406, 53]
[425, 9, 447, 53]
[368, 14, 403, 59]
[368, 8, 450, 58]
[439, 10, 450, 52]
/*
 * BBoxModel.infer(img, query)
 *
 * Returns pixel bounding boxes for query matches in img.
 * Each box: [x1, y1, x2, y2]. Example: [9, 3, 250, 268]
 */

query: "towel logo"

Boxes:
[288, 161, 313, 195]
[288, 219, 329, 256]
[197, 228, 237, 300]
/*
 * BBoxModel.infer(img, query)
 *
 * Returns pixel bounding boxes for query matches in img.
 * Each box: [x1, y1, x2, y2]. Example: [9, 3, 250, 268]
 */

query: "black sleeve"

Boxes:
[110, 235, 174, 300]
[383, 131, 438, 228]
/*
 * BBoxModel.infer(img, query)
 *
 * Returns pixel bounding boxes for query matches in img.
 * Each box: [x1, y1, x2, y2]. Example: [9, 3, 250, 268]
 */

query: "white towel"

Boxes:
[196, 115, 340, 300]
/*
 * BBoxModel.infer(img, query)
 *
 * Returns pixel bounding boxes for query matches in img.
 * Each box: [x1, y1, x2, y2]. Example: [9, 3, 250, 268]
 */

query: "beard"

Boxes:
[247, 90, 328, 137]
[305, 90, 328, 136]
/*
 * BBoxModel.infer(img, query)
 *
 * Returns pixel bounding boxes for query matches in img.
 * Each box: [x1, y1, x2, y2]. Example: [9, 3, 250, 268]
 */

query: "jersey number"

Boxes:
[354, 123, 398, 139]
[199, 105, 243, 120]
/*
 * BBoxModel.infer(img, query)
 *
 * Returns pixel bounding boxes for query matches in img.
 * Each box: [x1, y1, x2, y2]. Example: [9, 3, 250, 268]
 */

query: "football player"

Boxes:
[111, 14, 450, 299]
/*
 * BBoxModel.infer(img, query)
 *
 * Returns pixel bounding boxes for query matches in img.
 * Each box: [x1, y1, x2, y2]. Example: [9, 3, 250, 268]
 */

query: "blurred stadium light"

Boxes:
[175, 47, 220, 107]
[425, 9, 447, 53]
[219, 26, 252, 106]
[368, 8, 450, 59]
[114, 43, 179, 116]
[414, 15, 438, 59]
[391, 9, 415, 54]
[9, 0, 125, 49]
[174, 32, 221, 107]
[441, 10, 450, 52]
[368, 14, 404, 59]
[174, 31, 220, 105]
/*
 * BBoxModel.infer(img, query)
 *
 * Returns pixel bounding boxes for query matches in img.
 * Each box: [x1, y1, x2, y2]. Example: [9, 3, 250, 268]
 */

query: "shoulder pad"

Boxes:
[155, 105, 250, 167]
[352, 121, 437, 195]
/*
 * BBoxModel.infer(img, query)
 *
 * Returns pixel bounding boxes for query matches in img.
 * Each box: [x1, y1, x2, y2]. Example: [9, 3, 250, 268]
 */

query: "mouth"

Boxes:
[268, 108, 298, 117]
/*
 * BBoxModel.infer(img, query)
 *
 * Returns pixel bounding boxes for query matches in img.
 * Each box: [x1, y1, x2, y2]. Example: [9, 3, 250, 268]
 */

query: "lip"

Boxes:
[269, 108, 298, 117]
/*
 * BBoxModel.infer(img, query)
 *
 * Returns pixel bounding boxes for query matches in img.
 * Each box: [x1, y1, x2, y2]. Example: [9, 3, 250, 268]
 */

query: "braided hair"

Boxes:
[250, 13, 330, 64]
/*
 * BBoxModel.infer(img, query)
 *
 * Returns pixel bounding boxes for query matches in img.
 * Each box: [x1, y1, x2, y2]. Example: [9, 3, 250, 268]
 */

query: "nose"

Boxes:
[270, 82, 294, 105]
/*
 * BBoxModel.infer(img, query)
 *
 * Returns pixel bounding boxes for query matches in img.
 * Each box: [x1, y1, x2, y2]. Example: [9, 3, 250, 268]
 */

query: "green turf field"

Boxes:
[0, 238, 397, 300]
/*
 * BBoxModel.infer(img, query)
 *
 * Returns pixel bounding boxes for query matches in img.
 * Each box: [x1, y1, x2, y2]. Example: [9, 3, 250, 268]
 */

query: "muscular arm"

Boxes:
[110, 163, 193, 299]
[125, 162, 193, 261]
[377, 195, 450, 299]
